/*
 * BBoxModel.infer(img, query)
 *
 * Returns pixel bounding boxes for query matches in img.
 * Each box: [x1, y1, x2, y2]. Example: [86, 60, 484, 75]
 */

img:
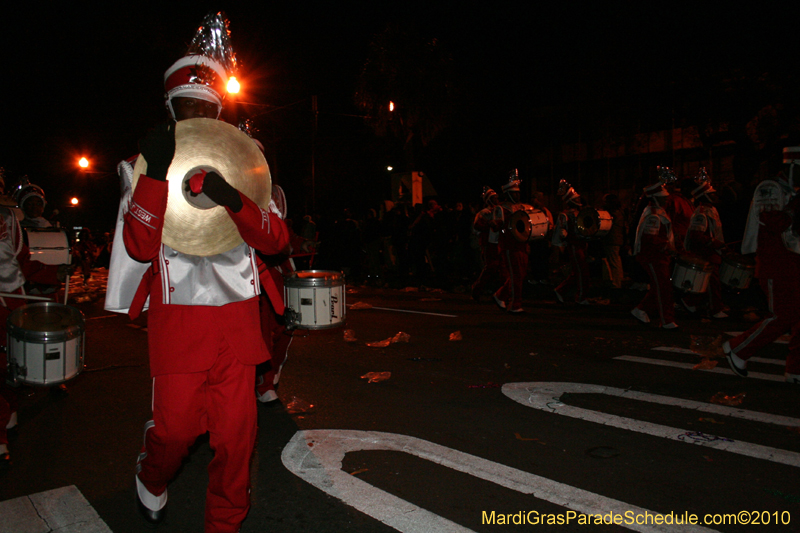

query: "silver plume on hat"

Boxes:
[187, 12, 238, 77]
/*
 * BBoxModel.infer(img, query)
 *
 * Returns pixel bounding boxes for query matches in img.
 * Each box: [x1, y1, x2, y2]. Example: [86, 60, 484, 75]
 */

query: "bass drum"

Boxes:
[23, 227, 71, 265]
[672, 255, 713, 293]
[283, 270, 346, 329]
[720, 254, 755, 290]
[509, 205, 551, 242]
[6, 302, 85, 386]
[575, 207, 613, 239]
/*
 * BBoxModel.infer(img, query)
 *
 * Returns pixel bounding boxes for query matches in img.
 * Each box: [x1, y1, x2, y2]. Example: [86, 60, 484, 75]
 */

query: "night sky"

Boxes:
[3, 3, 795, 230]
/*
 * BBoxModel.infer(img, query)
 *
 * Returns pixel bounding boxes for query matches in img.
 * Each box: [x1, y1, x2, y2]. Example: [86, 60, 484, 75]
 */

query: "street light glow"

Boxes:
[389, 101, 395, 112]
[78, 157, 89, 169]
[227, 77, 240, 94]
[387, 166, 393, 172]
[70, 197, 79, 206]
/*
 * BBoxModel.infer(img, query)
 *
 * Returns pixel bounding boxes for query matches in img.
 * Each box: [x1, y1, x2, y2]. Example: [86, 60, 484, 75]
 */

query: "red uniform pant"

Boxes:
[728, 278, 800, 375]
[0, 292, 27, 447]
[137, 347, 257, 533]
[473, 244, 501, 294]
[555, 244, 590, 302]
[495, 248, 529, 310]
[635, 257, 675, 326]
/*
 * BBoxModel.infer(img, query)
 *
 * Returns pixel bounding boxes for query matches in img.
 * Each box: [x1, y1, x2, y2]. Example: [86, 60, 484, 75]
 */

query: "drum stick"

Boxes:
[0, 292, 52, 301]
[64, 272, 70, 305]
[64, 253, 72, 305]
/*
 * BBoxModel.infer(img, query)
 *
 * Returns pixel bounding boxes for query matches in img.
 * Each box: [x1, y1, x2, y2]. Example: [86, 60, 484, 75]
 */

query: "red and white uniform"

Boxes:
[552, 206, 590, 303]
[0, 207, 59, 450]
[494, 202, 529, 311]
[123, 174, 288, 532]
[727, 186, 800, 376]
[684, 204, 726, 314]
[633, 204, 676, 325]
[471, 207, 501, 297]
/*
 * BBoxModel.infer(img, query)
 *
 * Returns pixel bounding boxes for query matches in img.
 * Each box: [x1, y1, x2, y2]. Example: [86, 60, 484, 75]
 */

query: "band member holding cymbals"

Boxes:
[109, 13, 289, 531]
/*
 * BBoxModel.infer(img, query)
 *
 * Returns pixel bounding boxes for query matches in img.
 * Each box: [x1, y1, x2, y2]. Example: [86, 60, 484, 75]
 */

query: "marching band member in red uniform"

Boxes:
[682, 168, 728, 318]
[631, 170, 678, 329]
[552, 180, 590, 305]
[0, 171, 65, 468]
[471, 186, 502, 303]
[725, 148, 800, 384]
[109, 14, 290, 531]
[493, 171, 529, 313]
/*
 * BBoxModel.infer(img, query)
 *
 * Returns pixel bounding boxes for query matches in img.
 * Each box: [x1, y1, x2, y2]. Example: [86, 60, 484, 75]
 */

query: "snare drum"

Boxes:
[672, 256, 713, 293]
[720, 254, 755, 289]
[575, 207, 613, 239]
[6, 302, 85, 386]
[283, 270, 346, 329]
[509, 205, 551, 242]
[23, 228, 71, 265]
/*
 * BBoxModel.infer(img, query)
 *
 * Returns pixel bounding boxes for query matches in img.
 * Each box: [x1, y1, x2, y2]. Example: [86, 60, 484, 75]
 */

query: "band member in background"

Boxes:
[14, 178, 51, 229]
[110, 14, 290, 531]
[493, 170, 529, 313]
[725, 148, 800, 384]
[552, 180, 590, 305]
[471, 186, 502, 302]
[682, 169, 728, 318]
[631, 169, 678, 329]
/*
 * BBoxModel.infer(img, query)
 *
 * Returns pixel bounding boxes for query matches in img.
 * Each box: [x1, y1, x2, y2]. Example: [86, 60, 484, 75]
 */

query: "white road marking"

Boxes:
[0, 485, 111, 533]
[616, 355, 785, 381]
[652, 347, 784, 365]
[502, 382, 800, 467]
[282, 429, 715, 532]
[725, 332, 789, 344]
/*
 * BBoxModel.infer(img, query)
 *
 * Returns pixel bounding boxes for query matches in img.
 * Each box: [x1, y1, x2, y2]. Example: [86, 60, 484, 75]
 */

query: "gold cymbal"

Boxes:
[132, 118, 271, 256]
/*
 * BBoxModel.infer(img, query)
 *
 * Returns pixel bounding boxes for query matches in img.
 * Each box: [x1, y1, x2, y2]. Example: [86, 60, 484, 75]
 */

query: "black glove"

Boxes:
[203, 172, 243, 212]
[138, 124, 176, 181]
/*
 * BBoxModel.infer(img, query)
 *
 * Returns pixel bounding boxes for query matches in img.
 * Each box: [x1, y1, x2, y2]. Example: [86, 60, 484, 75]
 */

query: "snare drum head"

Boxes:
[676, 255, 711, 270]
[285, 270, 345, 288]
[8, 303, 85, 338]
[722, 253, 755, 269]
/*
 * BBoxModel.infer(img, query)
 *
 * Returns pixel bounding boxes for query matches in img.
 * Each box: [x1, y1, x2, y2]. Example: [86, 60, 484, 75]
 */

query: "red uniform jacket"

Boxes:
[123, 176, 290, 376]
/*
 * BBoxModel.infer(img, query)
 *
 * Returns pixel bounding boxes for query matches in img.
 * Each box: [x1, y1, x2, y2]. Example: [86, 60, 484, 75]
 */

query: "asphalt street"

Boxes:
[1, 272, 798, 532]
